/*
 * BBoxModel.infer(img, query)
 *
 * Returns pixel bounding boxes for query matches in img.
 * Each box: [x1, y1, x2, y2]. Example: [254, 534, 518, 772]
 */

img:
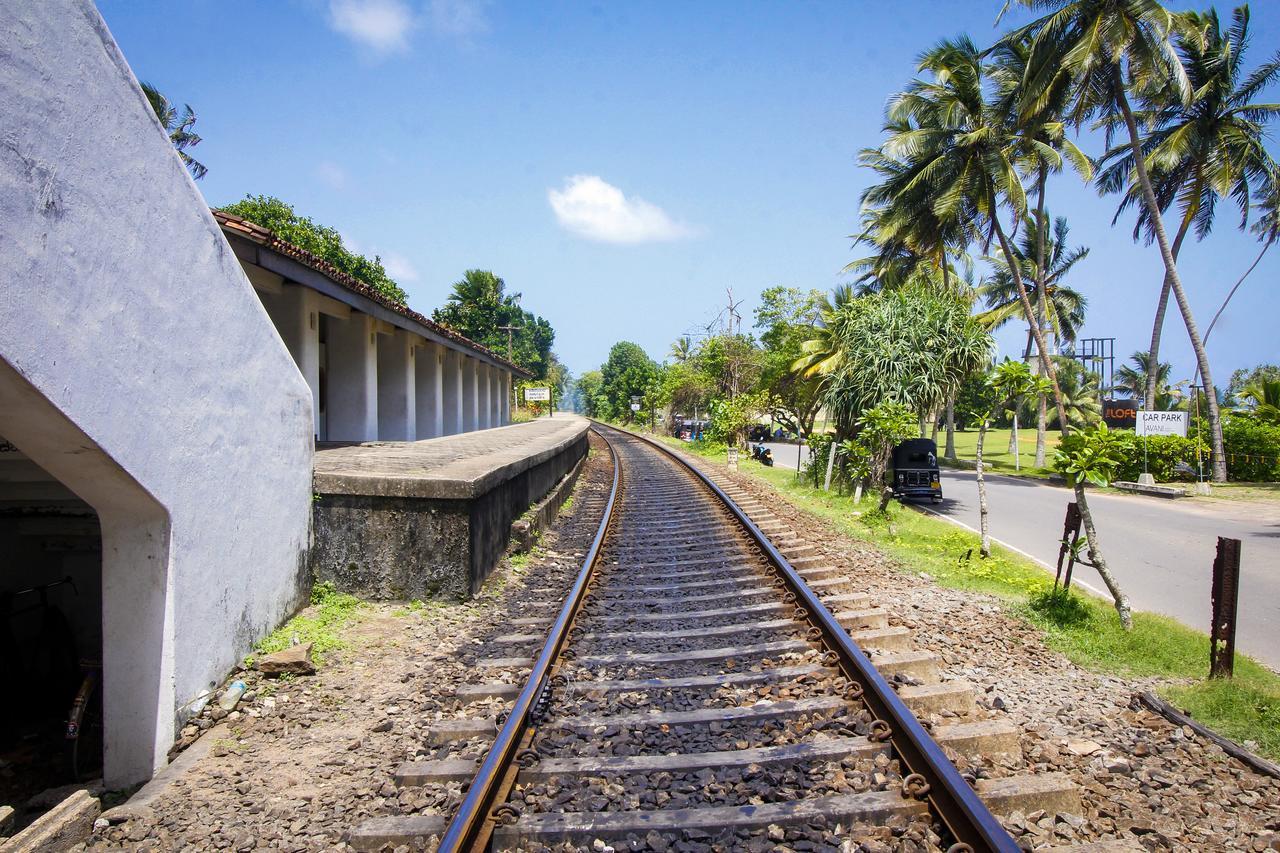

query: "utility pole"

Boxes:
[497, 323, 522, 362]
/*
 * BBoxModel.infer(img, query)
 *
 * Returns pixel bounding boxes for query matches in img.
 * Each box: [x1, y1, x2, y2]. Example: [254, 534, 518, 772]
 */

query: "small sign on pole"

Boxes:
[1136, 410, 1189, 437]
[524, 387, 550, 402]
[629, 403, 641, 412]
[1210, 537, 1241, 679]
[726, 447, 739, 471]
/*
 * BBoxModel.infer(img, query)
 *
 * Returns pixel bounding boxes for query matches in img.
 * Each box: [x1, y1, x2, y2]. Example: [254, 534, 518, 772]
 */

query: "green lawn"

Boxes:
[654, 432, 1280, 761]
[942, 426, 1062, 478]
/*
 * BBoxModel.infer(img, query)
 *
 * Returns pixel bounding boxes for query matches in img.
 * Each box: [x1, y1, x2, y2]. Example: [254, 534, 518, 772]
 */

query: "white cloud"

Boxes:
[428, 0, 490, 37]
[316, 160, 348, 190]
[328, 0, 414, 55]
[382, 253, 420, 282]
[548, 175, 697, 244]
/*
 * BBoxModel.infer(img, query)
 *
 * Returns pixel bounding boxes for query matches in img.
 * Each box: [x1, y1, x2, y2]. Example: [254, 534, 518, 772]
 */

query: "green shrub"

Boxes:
[1058, 429, 1207, 482]
[1222, 415, 1280, 481]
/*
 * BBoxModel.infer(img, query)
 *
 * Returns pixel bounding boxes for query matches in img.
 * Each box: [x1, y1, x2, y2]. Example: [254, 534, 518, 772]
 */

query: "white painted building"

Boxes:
[218, 212, 526, 443]
[0, 2, 526, 793]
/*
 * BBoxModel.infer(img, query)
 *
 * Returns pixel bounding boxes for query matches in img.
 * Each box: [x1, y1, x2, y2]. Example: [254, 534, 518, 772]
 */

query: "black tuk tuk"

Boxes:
[891, 438, 942, 503]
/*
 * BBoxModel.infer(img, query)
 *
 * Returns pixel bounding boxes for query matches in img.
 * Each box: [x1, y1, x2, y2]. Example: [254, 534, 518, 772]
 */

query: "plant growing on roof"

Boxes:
[218, 195, 408, 304]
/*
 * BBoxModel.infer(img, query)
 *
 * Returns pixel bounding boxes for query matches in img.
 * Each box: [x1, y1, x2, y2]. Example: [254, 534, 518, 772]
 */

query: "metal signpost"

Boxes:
[1210, 537, 1242, 679]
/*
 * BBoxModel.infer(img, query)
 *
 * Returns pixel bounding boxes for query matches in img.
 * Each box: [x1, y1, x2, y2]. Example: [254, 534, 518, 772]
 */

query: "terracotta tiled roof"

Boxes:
[214, 209, 530, 377]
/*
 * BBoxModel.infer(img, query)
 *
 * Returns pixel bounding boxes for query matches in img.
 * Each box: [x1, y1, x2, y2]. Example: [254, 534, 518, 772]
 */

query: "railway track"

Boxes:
[350, 424, 1078, 852]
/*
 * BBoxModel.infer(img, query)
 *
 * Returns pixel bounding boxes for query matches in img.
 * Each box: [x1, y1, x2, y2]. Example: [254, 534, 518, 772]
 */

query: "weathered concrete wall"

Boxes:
[311, 420, 589, 600]
[0, 1, 314, 785]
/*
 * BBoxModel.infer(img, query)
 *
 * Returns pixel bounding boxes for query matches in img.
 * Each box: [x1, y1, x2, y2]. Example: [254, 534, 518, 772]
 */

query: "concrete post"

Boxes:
[462, 357, 479, 432]
[376, 329, 415, 440]
[441, 349, 463, 435]
[479, 364, 492, 429]
[501, 371, 511, 425]
[262, 286, 321, 435]
[488, 366, 501, 427]
[327, 313, 378, 441]
[414, 341, 444, 439]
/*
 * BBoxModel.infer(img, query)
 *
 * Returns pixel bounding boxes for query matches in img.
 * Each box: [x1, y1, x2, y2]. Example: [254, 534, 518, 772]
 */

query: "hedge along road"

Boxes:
[924, 469, 1280, 671]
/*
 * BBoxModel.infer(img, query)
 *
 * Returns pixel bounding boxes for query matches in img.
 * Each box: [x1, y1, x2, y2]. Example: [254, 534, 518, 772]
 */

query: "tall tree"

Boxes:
[755, 286, 826, 440]
[142, 82, 207, 180]
[1006, 0, 1250, 481]
[1092, 6, 1280, 414]
[1115, 350, 1175, 409]
[989, 33, 1093, 466]
[598, 341, 661, 423]
[432, 270, 556, 379]
[978, 214, 1089, 465]
[873, 36, 1070, 432]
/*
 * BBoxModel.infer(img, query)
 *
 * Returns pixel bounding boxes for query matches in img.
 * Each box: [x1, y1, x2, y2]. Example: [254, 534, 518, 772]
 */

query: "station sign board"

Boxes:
[523, 387, 551, 402]
[1136, 410, 1189, 437]
[1102, 399, 1138, 429]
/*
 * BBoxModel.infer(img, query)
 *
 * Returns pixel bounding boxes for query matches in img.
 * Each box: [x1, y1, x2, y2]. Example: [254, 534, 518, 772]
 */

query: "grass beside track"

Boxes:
[654, 433, 1280, 761]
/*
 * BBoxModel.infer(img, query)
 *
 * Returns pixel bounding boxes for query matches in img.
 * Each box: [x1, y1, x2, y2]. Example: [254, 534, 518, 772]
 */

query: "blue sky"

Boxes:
[99, 0, 1279, 390]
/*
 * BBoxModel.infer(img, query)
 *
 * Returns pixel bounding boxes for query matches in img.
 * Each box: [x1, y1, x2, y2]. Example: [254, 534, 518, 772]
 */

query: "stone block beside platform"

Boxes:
[310, 416, 589, 600]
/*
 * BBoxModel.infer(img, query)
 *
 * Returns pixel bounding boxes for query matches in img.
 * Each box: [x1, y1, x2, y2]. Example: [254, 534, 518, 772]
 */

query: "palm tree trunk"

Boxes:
[991, 214, 1071, 435]
[1115, 79, 1227, 482]
[945, 395, 957, 460]
[1035, 394, 1047, 467]
[1143, 206, 1193, 408]
[1204, 235, 1274, 345]
[977, 418, 991, 558]
[1074, 482, 1132, 630]
[919, 411, 928, 439]
[1034, 165, 1050, 466]
[1012, 412, 1020, 471]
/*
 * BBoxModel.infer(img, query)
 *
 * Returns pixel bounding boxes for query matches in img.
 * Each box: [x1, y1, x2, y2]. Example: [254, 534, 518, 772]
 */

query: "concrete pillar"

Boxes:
[414, 341, 444, 439]
[441, 349, 463, 435]
[327, 313, 377, 441]
[462, 357, 479, 432]
[501, 372, 511, 425]
[376, 329, 415, 440]
[488, 366, 501, 427]
[257, 286, 321, 436]
[478, 364, 492, 429]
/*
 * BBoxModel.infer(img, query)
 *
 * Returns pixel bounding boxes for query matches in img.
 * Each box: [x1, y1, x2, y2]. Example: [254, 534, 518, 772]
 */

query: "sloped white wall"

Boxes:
[0, 1, 314, 784]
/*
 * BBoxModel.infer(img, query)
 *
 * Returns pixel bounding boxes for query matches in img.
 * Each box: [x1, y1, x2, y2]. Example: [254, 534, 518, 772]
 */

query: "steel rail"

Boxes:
[436, 426, 621, 853]
[611, 424, 1018, 853]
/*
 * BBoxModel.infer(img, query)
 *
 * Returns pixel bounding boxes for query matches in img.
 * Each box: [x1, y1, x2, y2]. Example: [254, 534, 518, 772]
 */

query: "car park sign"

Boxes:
[1136, 410, 1188, 437]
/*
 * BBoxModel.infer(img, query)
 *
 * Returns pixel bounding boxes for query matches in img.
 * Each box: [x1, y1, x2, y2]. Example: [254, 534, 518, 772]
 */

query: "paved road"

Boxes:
[927, 469, 1280, 670]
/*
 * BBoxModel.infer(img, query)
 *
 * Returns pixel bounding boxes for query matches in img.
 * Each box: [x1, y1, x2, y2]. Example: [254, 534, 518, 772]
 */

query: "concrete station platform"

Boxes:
[311, 415, 589, 600]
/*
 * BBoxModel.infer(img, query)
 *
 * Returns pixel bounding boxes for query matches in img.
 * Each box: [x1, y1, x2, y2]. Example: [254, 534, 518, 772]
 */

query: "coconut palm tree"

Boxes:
[141, 82, 207, 180]
[1240, 379, 1280, 424]
[1115, 350, 1175, 409]
[977, 215, 1089, 356]
[989, 34, 1095, 464]
[867, 36, 1071, 434]
[1206, 184, 1280, 345]
[668, 336, 694, 364]
[977, 214, 1089, 463]
[1093, 6, 1280, 415]
[1046, 357, 1104, 428]
[1004, 0, 1247, 482]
